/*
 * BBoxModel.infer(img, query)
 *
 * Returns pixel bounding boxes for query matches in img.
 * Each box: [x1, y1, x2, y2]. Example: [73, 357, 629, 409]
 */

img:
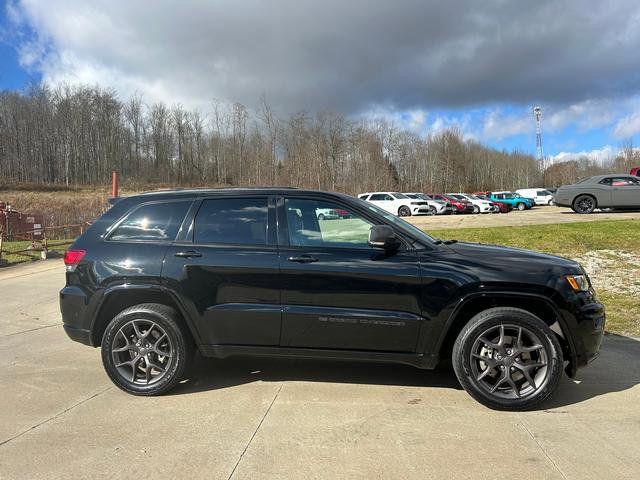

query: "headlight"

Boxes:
[566, 274, 589, 292]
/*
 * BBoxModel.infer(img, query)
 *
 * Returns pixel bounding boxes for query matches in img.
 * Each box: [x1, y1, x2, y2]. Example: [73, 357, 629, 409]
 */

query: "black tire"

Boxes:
[516, 202, 526, 211]
[398, 206, 411, 217]
[452, 307, 563, 411]
[572, 195, 596, 214]
[101, 303, 194, 396]
[472, 205, 480, 214]
[318, 214, 325, 221]
[429, 206, 437, 215]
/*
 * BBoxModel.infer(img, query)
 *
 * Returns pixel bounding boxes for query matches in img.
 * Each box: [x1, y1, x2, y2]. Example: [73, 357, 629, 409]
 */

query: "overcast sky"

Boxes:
[2, 0, 640, 160]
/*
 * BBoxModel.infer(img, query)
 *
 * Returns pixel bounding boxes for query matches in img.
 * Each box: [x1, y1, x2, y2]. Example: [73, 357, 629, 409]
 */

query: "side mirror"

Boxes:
[368, 225, 401, 251]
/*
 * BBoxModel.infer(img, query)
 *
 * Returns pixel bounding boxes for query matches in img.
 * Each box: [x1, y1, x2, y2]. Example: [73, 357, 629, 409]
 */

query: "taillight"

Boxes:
[64, 249, 86, 268]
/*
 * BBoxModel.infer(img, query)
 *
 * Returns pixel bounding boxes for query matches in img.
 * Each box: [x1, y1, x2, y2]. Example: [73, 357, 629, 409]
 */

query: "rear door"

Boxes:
[278, 195, 423, 352]
[162, 195, 281, 346]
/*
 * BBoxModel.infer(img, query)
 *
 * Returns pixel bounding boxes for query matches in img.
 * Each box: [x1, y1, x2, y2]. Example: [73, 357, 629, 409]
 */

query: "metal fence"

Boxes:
[0, 223, 89, 264]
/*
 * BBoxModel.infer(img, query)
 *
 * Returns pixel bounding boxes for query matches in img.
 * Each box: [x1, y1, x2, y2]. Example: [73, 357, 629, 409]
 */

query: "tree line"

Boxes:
[1, 84, 636, 194]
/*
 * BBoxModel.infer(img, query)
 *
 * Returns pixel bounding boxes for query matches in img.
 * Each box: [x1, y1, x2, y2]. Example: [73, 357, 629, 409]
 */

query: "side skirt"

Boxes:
[199, 344, 438, 370]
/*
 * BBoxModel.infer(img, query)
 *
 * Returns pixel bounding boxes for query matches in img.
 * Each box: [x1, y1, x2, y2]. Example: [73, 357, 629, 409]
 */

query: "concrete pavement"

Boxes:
[1, 260, 639, 479]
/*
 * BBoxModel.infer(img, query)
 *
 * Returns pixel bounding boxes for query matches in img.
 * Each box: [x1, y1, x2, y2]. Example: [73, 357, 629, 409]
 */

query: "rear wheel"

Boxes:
[452, 307, 563, 410]
[101, 303, 193, 396]
[572, 195, 596, 214]
[398, 206, 411, 217]
[516, 202, 526, 211]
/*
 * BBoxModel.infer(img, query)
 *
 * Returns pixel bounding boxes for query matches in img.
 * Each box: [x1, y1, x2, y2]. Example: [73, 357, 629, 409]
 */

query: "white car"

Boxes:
[516, 188, 554, 205]
[404, 193, 454, 215]
[316, 208, 339, 220]
[358, 192, 431, 216]
[446, 193, 494, 213]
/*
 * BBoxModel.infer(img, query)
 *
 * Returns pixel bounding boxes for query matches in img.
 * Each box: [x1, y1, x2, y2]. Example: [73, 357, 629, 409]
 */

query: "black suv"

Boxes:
[60, 188, 605, 410]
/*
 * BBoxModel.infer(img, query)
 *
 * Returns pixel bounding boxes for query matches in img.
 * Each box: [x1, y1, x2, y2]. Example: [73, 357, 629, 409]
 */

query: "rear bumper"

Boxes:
[60, 285, 93, 345]
[63, 324, 93, 345]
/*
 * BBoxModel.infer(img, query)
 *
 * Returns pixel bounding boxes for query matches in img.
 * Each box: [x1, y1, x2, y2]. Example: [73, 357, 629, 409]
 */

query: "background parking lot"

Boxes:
[1, 260, 639, 479]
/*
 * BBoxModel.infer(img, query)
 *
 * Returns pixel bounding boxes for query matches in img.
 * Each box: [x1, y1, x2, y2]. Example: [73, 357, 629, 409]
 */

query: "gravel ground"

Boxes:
[571, 250, 640, 296]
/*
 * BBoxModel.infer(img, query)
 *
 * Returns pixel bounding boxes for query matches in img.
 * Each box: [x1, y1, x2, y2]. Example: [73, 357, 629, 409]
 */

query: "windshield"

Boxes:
[363, 201, 436, 245]
[450, 194, 465, 200]
[405, 193, 420, 199]
[468, 195, 482, 200]
[392, 192, 409, 199]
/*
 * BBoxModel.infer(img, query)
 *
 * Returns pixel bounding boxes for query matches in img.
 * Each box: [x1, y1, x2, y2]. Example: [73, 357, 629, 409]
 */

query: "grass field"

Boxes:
[0, 240, 72, 266]
[429, 219, 640, 336]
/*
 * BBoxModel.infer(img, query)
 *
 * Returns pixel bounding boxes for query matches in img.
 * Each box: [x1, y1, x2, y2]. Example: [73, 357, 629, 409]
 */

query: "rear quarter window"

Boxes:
[109, 201, 191, 242]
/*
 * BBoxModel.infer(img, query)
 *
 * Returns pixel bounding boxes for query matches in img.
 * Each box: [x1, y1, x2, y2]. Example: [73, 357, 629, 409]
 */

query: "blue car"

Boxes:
[489, 191, 535, 210]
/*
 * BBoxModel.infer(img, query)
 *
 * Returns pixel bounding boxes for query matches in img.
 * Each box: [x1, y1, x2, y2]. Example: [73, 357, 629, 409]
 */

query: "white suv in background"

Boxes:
[358, 192, 431, 216]
[516, 188, 554, 205]
[446, 193, 494, 213]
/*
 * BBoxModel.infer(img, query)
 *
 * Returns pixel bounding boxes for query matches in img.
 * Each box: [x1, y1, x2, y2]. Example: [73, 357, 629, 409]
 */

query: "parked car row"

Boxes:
[357, 191, 540, 216]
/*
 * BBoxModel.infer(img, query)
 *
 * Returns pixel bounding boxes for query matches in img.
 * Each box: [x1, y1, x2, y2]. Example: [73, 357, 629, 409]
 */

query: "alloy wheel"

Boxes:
[574, 196, 595, 213]
[111, 319, 174, 385]
[470, 324, 549, 399]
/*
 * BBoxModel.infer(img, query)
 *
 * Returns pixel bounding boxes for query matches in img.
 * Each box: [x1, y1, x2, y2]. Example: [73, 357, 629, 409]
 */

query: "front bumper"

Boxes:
[570, 301, 606, 371]
[412, 206, 432, 215]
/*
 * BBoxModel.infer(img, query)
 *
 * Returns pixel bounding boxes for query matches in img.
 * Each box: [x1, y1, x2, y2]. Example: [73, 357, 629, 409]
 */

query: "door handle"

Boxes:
[287, 255, 319, 263]
[174, 250, 203, 258]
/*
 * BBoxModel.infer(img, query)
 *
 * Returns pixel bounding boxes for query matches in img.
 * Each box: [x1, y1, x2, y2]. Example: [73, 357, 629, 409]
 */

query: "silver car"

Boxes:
[404, 193, 454, 215]
[554, 174, 640, 213]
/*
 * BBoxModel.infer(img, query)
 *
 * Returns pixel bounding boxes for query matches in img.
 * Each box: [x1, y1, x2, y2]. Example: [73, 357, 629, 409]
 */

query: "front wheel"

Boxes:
[516, 202, 526, 211]
[318, 214, 325, 221]
[452, 307, 563, 410]
[472, 205, 480, 214]
[572, 195, 596, 214]
[101, 303, 193, 396]
[429, 206, 437, 215]
[398, 206, 411, 217]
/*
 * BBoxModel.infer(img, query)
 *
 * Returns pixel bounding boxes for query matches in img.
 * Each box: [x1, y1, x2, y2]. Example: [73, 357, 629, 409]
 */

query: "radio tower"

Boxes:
[533, 106, 544, 166]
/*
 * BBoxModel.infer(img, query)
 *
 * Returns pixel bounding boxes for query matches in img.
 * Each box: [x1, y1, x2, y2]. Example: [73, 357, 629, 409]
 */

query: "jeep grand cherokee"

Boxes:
[60, 188, 605, 410]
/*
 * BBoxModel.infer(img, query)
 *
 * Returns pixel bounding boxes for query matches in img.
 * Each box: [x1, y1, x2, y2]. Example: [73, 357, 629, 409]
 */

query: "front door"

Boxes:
[278, 196, 423, 352]
[610, 176, 640, 207]
[162, 196, 281, 346]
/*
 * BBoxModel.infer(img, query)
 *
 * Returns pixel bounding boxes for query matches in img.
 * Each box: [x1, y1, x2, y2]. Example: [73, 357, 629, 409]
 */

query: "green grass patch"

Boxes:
[428, 219, 640, 336]
[428, 219, 640, 257]
[0, 240, 72, 267]
[597, 292, 640, 337]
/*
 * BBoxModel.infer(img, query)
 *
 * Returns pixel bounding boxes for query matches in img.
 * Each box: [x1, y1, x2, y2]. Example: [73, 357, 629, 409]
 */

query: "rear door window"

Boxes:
[110, 201, 191, 242]
[194, 198, 268, 245]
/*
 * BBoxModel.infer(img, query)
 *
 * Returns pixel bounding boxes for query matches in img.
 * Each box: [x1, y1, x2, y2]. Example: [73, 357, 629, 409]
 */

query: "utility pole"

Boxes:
[533, 106, 544, 166]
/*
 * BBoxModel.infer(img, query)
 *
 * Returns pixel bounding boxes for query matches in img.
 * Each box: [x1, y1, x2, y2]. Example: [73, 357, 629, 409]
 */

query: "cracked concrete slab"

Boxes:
[1, 261, 639, 479]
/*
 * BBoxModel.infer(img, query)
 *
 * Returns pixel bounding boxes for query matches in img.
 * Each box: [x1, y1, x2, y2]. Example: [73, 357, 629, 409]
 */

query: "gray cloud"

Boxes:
[9, 0, 640, 115]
